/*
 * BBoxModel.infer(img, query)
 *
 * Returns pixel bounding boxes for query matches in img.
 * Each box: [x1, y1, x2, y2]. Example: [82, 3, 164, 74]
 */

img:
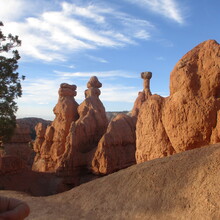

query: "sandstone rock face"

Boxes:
[32, 83, 79, 172]
[136, 40, 220, 163]
[131, 71, 152, 117]
[32, 77, 109, 185]
[91, 72, 153, 175]
[136, 95, 175, 163]
[91, 114, 136, 174]
[57, 77, 108, 182]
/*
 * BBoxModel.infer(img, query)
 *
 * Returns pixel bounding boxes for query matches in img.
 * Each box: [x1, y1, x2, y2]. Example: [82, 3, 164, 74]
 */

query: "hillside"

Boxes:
[1, 143, 220, 219]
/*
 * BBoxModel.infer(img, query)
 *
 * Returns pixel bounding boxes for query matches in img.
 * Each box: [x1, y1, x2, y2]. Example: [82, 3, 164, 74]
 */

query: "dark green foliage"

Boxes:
[0, 22, 24, 142]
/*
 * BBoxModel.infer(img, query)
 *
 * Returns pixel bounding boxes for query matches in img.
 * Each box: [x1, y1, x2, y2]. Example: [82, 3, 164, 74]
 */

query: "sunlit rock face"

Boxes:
[32, 77, 109, 185]
[57, 76, 109, 183]
[32, 83, 79, 172]
[91, 71, 153, 175]
[136, 40, 220, 163]
[91, 113, 136, 175]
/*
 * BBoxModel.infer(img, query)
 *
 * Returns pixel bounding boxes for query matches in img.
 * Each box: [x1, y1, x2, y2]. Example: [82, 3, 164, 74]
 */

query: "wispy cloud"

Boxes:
[54, 70, 138, 79]
[2, 0, 153, 62]
[123, 0, 185, 24]
[86, 55, 108, 63]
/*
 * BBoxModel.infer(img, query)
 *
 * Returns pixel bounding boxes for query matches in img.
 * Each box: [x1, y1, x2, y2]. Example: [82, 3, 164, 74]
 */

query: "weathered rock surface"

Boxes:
[136, 95, 175, 163]
[91, 72, 153, 174]
[32, 77, 108, 186]
[2, 144, 220, 219]
[131, 71, 152, 117]
[57, 76, 108, 183]
[136, 40, 220, 163]
[91, 113, 136, 174]
[32, 83, 79, 172]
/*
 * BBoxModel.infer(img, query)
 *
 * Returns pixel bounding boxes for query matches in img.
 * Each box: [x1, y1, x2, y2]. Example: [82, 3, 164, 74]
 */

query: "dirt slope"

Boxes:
[1, 143, 220, 220]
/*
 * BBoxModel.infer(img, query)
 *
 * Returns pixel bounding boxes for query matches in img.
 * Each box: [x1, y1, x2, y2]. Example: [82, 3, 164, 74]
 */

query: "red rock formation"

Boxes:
[131, 71, 152, 117]
[136, 40, 220, 163]
[136, 94, 175, 163]
[32, 83, 79, 172]
[91, 72, 153, 174]
[57, 76, 108, 182]
[91, 114, 136, 174]
[32, 77, 108, 185]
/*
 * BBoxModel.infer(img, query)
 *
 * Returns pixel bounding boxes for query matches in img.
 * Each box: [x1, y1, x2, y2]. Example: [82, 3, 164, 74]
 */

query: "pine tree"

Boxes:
[0, 21, 24, 143]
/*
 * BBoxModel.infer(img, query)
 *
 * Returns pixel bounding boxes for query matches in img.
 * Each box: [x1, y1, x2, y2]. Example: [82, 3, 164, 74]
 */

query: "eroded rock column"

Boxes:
[32, 83, 79, 172]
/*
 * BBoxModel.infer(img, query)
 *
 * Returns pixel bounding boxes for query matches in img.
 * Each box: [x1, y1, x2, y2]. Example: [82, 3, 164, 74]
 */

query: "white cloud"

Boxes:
[1, 1, 153, 62]
[101, 85, 138, 102]
[18, 78, 61, 105]
[124, 0, 184, 24]
[61, 2, 105, 24]
[86, 55, 108, 63]
[0, 0, 26, 21]
[134, 30, 151, 40]
[54, 70, 138, 79]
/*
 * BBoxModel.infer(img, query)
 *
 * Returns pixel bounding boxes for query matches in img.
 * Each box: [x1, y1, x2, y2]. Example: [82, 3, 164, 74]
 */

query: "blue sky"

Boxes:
[1, 0, 220, 119]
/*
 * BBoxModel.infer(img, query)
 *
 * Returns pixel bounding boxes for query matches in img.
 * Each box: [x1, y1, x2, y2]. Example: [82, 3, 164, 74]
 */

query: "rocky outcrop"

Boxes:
[57, 77, 108, 183]
[91, 114, 136, 174]
[32, 83, 79, 172]
[131, 71, 152, 117]
[91, 72, 153, 174]
[136, 94, 175, 163]
[136, 40, 220, 163]
[32, 77, 109, 185]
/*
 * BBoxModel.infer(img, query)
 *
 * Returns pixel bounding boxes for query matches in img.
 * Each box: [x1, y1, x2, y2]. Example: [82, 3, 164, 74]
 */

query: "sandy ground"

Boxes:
[1, 143, 220, 220]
